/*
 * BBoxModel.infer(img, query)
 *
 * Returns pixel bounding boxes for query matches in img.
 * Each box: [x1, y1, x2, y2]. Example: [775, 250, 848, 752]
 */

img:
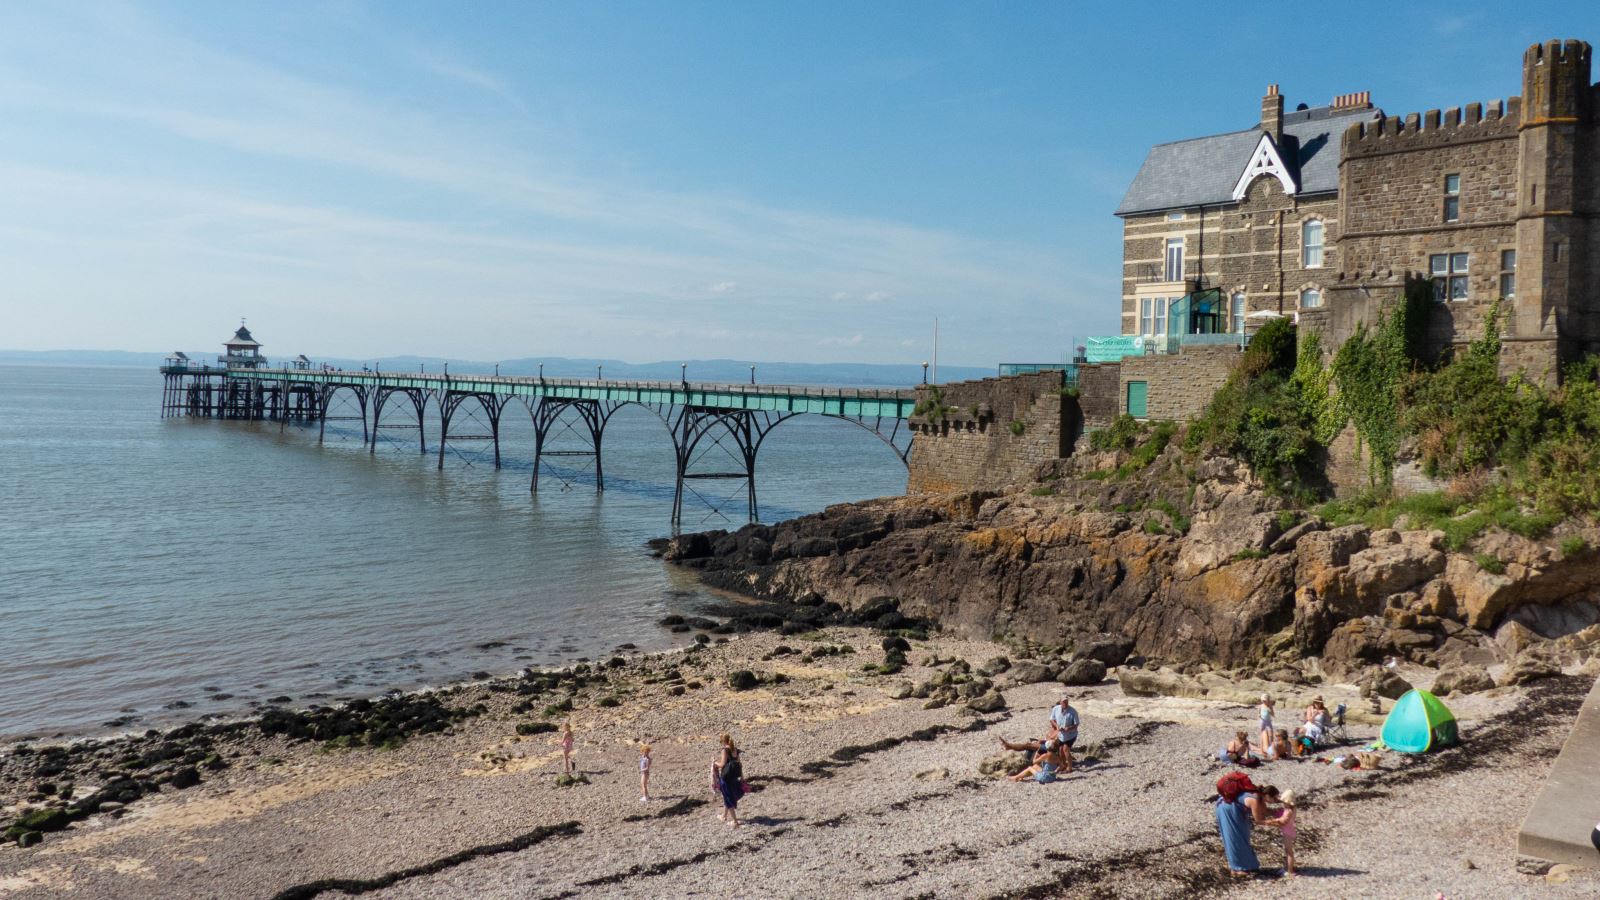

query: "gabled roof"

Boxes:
[1115, 104, 1380, 216]
[225, 324, 260, 347]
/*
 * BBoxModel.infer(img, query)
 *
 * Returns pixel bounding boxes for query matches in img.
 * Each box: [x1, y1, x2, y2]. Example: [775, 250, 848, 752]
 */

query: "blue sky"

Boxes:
[2, 1, 1596, 366]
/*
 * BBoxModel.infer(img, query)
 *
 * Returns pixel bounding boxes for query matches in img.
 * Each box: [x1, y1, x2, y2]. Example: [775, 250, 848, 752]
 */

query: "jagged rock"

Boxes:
[1058, 659, 1107, 686]
[886, 682, 915, 700]
[1502, 648, 1562, 686]
[966, 691, 1007, 713]
[168, 767, 200, 790]
[15, 831, 43, 848]
[14, 808, 70, 833]
[1074, 637, 1133, 668]
[1433, 664, 1494, 696]
[1359, 667, 1413, 700]
[977, 750, 1030, 777]
[726, 671, 758, 692]
[1007, 661, 1056, 684]
[979, 656, 1011, 676]
[1322, 618, 1395, 671]
[882, 636, 912, 654]
[1494, 620, 1540, 657]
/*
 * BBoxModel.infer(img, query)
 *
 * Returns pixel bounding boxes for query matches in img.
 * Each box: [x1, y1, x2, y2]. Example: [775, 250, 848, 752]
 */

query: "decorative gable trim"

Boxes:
[1231, 133, 1297, 200]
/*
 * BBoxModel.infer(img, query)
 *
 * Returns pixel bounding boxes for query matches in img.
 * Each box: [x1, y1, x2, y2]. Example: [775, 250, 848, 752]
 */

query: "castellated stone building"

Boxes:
[1116, 38, 1598, 384]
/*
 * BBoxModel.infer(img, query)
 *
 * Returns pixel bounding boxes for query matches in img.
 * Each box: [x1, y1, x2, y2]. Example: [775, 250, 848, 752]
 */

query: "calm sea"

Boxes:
[0, 365, 907, 740]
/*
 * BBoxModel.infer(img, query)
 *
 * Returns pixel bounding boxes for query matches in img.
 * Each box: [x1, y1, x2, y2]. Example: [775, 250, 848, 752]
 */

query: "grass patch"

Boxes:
[1318, 488, 1561, 551]
[1560, 536, 1589, 557]
[1030, 486, 1056, 497]
[1232, 548, 1269, 561]
[1474, 553, 1506, 574]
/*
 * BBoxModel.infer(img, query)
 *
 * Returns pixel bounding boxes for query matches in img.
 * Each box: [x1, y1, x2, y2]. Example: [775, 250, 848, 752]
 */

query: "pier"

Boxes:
[160, 358, 916, 524]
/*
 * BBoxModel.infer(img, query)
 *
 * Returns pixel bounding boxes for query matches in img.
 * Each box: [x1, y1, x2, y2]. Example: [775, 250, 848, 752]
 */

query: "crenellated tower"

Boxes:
[1514, 39, 1593, 359]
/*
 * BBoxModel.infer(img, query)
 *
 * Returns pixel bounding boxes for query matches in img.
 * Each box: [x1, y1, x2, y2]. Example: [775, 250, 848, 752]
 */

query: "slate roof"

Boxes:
[1115, 104, 1380, 216]
[226, 325, 260, 347]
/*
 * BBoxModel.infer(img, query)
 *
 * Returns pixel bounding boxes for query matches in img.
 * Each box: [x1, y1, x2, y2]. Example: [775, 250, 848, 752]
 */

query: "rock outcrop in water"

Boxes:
[661, 444, 1600, 680]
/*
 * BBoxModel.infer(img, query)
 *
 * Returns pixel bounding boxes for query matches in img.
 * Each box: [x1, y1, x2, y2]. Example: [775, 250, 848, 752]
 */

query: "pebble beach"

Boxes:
[1, 627, 1596, 899]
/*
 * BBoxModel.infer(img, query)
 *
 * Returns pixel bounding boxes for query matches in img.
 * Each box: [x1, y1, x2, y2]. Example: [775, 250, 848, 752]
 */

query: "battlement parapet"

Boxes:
[1342, 98, 1521, 157]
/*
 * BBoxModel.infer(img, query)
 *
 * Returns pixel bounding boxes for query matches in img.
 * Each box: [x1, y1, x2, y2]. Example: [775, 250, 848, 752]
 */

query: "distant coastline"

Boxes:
[0, 349, 996, 387]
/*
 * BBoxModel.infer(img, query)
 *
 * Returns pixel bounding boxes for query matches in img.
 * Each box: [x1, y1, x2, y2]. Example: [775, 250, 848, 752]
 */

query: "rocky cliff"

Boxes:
[660, 442, 1600, 686]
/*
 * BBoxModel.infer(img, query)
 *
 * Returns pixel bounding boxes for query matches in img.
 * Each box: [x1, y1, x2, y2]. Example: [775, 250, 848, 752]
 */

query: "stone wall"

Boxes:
[1117, 345, 1240, 421]
[1075, 362, 1122, 427]
[906, 371, 1069, 494]
[1328, 102, 1521, 352]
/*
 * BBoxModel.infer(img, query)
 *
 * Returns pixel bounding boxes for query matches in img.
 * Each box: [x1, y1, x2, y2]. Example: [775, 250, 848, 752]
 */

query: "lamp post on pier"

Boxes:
[921, 361, 929, 385]
[596, 365, 603, 381]
[680, 363, 687, 385]
[750, 365, 756, 385]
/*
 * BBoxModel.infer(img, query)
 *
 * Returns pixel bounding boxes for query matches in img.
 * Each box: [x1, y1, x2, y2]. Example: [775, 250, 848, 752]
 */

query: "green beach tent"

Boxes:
[1381, 689, 1459, 753]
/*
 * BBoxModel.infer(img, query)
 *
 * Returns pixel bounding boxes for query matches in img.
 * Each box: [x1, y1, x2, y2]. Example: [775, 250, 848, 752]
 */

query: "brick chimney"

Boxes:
[1261, 84, 1283, 142]
[1330, 90, 1372, 111]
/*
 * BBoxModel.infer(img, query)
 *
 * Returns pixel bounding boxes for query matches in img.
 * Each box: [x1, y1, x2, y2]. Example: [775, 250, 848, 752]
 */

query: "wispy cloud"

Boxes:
[0, 4, 1089, 364]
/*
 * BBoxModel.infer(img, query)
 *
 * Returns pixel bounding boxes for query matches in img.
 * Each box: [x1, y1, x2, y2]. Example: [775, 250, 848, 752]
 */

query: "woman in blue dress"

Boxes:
[1216, 786, 1271, 876]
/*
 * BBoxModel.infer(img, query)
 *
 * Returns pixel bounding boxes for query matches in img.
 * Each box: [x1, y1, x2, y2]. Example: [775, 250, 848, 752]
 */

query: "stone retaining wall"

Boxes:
[906, 371, 1069, 493]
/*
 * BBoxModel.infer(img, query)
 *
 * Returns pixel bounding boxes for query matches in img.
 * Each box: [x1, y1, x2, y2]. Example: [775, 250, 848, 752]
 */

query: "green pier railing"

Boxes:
[221, 368, 918, 419]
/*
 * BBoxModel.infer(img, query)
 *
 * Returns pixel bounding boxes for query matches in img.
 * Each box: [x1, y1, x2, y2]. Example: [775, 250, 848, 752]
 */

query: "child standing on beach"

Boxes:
[1257, 695, 1276, 758]
[1271, 789, 1298, 877]
[638, 741, 653, 802]
[560, 722, 575, 774]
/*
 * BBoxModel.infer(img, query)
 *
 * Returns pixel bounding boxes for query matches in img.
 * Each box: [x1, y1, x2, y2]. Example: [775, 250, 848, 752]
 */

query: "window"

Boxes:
[1299, 288, 1322, 309]
[1231, 292, 1246, 334]
[1430, 252, 1470, 301]
[1500, 249, 1516, 300]
[1164, 238, 1184, 282]
[1140, 297, 1170, 336]
[1444, 174, 1461, 223]
[1166, 211, 1186, 221]
[1302, 220, 1324, 268]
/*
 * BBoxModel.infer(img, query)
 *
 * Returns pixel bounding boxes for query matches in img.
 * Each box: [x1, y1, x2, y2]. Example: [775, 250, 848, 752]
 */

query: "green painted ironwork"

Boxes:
[222, 368, 917, 419]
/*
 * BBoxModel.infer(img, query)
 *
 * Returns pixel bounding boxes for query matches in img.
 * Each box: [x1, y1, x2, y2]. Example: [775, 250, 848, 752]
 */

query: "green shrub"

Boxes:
[1474, 553, 1506, 574]
[1560, 536, 1589, 557]
[1009, 419, 1026, 436]
[1089, 415, 1144, 452]
[1030, 486, 1055, 497]
[1232, 548, 1270, 561]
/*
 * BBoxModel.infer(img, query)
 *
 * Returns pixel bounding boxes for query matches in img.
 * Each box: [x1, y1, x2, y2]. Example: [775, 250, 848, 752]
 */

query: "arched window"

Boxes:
[1299, 288, 1322, 309]
[1302, 220, 1324, 268]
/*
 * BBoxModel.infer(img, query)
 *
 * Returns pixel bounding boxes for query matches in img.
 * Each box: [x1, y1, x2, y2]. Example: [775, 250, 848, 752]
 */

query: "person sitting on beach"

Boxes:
[1296, 717, 1325, 748]
[998, 735, 1050, 755]
[1008, 740, 1067, 784]
[1304, 697, 1332, 730]
[1218, 730, 1255, 765]
[1267, 729, 1293, 761]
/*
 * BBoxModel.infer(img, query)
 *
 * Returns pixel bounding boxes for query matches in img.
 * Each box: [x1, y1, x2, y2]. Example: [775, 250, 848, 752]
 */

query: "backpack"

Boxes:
[720, 750, 743, 786]
[1216, 771, 1258, 804]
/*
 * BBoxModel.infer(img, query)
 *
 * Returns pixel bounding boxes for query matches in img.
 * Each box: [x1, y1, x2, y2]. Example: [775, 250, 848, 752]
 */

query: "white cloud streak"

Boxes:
[0, 3, 1100, 364]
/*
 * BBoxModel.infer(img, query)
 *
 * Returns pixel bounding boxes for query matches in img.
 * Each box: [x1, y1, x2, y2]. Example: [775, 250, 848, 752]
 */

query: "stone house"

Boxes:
[1115, 38, 1598, 404]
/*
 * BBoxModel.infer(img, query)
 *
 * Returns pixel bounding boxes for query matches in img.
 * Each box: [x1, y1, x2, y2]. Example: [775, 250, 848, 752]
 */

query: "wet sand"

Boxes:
[1, 629, 1595, 899]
